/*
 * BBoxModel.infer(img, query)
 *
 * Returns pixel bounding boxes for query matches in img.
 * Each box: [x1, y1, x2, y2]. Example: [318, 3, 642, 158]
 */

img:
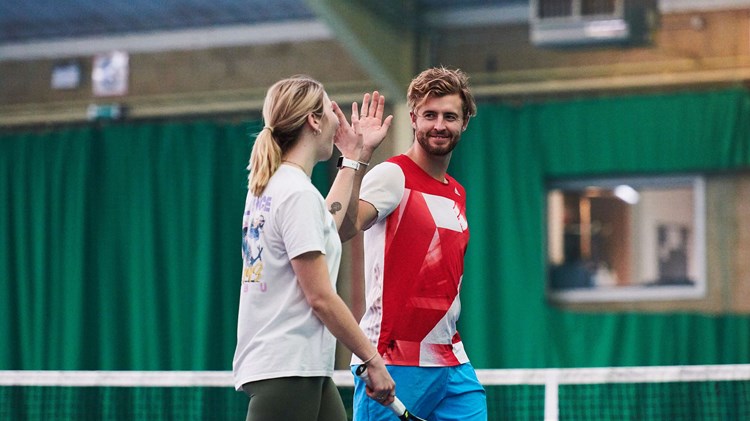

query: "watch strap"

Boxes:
[337, 156, 360, 171]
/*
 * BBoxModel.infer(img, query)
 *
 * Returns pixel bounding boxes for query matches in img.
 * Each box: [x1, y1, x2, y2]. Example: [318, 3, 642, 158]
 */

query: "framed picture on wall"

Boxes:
[92, 51, 129, 97]
[545, 175, 706, 302]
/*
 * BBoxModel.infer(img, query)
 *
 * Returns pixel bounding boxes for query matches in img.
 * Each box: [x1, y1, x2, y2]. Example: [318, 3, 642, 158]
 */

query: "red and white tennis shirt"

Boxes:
[353, 154, 470, 367]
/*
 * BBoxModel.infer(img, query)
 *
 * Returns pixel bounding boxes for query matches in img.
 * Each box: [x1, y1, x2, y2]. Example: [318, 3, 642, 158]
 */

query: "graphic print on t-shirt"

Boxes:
[242, 195, 272, 291]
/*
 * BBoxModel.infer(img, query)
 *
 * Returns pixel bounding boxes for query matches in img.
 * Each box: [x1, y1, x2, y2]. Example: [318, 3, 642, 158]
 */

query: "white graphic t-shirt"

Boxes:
[233, 165, 341, 389]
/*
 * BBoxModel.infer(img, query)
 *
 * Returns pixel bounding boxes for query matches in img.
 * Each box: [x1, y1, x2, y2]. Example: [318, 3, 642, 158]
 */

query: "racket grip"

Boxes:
[388, 397, 408, 417]
[355, 364, 410, 419]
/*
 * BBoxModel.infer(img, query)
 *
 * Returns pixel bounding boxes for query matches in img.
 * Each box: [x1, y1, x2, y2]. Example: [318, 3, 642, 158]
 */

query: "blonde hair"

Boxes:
[248, 76, 325, 196]
[407, 66, 477, 119]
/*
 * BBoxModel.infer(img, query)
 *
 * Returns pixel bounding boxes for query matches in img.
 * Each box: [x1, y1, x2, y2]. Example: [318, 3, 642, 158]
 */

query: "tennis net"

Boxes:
[1, 364, 748, 420]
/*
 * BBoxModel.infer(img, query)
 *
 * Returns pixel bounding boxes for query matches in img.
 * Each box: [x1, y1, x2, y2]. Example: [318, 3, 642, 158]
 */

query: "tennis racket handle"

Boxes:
[355, 364, 424, 420]
[388, 397, 408, 418]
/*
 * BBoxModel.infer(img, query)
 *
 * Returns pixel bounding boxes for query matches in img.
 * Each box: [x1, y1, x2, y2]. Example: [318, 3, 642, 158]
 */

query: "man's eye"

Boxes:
[445, 115, 458, 122]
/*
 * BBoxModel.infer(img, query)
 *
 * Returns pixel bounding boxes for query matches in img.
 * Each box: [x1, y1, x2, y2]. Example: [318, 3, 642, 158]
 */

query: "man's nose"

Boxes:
[433, 116, 447, 130]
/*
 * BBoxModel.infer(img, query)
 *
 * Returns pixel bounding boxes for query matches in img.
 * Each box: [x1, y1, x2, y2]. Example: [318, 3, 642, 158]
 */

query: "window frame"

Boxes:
[545, 175, 707, 303]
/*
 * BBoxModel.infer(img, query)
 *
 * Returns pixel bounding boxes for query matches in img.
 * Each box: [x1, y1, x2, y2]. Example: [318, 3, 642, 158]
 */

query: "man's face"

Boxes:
[411, 93, 467, 156]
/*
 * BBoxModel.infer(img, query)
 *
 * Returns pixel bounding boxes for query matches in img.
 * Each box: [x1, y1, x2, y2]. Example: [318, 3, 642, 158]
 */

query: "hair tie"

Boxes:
[263, 126, 274, 134]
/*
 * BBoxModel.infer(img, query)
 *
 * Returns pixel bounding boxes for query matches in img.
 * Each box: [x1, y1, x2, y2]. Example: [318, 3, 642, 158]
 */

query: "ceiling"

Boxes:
[0, 0, 526, 45]
[3, 0, 742, 61]
[0, 0, 536, 61]
[0, 0, 313, 44]
[2, 0, 742, 47]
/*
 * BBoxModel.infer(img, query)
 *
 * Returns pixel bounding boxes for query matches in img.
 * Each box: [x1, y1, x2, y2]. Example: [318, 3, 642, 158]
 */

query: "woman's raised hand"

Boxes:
[333, 91, 393, 161]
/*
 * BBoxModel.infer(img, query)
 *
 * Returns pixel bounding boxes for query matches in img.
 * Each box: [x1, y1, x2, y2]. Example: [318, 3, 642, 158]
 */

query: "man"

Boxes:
[341, 67, 487, 421]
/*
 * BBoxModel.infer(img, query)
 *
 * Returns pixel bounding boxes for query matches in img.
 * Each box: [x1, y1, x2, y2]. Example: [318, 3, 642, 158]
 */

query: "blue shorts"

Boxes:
[351, 363, 487, 421]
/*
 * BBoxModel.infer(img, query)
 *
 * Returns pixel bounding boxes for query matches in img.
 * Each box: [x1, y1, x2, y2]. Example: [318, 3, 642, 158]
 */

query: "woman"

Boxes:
[233, 75, 395, 421]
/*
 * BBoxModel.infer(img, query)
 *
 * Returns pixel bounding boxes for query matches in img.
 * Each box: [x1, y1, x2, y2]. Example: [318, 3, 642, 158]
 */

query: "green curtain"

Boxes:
[3, 88, 750, 374]
[0, 120, 334, 371]
[451, 88, 750, 369]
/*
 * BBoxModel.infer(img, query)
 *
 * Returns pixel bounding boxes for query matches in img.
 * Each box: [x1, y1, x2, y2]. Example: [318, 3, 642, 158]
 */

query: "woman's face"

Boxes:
[317, 93, 339, 160]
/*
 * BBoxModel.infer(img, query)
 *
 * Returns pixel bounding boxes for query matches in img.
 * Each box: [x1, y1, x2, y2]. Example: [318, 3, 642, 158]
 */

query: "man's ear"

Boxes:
[410, 111, 417, 129]
[462, 116, 471, 132]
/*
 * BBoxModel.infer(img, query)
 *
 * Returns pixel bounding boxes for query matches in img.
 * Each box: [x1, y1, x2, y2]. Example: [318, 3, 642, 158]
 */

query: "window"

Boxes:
[546, 176, 706, 302]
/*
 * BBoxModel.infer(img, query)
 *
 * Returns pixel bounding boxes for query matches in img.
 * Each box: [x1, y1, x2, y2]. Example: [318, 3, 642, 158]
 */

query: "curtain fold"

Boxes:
[2, 121, 263, 370]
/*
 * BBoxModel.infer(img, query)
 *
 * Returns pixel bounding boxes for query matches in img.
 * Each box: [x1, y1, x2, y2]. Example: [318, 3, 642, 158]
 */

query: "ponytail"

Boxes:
[248, 127, 281, 197]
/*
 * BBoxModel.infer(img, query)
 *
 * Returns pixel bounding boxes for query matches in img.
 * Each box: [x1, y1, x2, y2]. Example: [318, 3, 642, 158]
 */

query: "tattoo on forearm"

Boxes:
[329, 202, 342, 215]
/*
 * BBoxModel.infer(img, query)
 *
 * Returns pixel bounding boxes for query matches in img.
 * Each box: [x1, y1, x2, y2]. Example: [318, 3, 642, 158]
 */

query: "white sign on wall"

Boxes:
[92, 51, 129, 97]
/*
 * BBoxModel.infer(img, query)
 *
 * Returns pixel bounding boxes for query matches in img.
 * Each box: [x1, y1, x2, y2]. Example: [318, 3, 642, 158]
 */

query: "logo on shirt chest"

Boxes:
[418, 192, 468, 233]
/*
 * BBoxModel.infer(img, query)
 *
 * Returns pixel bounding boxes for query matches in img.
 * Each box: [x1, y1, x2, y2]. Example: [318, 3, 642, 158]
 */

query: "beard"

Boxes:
[415, 129, 461, 156]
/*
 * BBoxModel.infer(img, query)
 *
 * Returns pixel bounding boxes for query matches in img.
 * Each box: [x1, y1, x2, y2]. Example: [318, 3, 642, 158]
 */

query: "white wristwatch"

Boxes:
[337, 156, 360, 171]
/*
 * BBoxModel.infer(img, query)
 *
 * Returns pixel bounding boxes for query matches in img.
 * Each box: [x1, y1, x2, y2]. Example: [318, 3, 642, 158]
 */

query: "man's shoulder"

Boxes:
[367, 159, 404, 180]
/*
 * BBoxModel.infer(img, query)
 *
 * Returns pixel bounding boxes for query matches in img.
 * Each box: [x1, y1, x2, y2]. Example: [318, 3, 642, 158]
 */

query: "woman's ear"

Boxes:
[307, 113, 323, 136]
[307, 113, 321, 133]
